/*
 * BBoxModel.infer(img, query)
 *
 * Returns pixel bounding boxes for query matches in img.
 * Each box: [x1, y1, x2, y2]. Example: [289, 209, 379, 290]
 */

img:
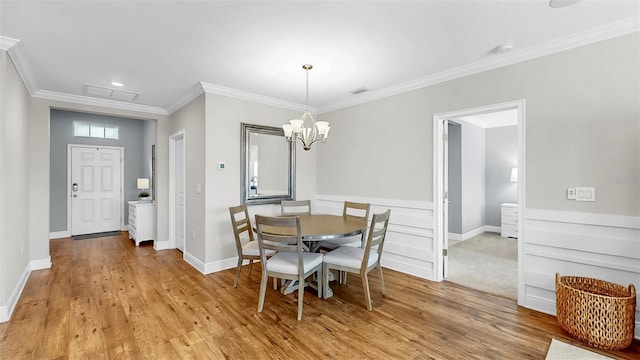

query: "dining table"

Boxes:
[258, 213, 368, 298]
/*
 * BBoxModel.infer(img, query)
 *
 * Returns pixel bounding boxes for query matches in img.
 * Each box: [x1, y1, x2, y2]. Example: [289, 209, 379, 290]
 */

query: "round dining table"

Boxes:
[257, 213, 368, 298]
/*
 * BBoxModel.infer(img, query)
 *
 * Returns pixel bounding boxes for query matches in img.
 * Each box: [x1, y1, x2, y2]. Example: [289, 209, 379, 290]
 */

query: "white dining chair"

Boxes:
[280, 199, 312, 215]
[255, 214, 323, 320]
[322, 209, 391, 310]
[228, 204, 276, 287]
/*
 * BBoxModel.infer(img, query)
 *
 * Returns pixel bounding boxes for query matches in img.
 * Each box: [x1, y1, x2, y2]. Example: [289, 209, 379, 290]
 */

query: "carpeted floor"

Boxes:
[447, 232, 517, 299]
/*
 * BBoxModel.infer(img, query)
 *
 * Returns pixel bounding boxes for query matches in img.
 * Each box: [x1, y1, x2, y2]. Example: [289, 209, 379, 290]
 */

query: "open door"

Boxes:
[442, 120, 449, 279]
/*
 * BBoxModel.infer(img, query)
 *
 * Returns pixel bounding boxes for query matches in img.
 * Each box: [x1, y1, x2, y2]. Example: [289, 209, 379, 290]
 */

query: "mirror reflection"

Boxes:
[241, 123, 295, 205]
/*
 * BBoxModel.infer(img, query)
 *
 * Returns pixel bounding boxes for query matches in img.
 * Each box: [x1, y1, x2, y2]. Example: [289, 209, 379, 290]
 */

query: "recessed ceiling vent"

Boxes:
[350, 87, 369, 95]
[83, 83, 139, 101]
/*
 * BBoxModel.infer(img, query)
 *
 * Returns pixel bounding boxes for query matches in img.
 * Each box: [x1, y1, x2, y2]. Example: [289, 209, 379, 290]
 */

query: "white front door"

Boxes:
[71, 146, 122, 236]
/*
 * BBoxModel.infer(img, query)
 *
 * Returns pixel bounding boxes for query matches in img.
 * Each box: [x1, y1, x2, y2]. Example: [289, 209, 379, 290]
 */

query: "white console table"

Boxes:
[501, 203, 518, 238]
[128, 201, 156, 246]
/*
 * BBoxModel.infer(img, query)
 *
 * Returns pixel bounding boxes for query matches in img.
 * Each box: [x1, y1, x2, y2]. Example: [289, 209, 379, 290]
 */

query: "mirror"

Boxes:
[241, 123, 296, 205]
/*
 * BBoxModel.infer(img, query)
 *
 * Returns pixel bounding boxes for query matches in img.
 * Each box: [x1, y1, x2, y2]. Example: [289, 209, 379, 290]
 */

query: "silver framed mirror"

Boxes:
[241, 123, 296, 205]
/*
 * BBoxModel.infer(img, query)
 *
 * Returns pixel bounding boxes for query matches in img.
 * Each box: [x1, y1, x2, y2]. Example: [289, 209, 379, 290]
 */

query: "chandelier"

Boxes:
[282, 64, 330, 151]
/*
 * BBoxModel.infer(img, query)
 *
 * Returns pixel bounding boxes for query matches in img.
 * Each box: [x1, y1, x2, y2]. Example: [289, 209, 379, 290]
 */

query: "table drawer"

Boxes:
[501, 224, 518, 238]
[501, 214, 518, 226]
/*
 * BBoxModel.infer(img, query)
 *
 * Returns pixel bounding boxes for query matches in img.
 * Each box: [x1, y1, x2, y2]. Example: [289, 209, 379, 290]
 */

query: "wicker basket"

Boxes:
[556, 273, 636, 350]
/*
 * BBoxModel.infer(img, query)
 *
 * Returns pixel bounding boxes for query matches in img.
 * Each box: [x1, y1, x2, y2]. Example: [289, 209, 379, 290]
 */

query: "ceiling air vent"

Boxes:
[83, 83, 139, 101]
[350, 87, 369, 95]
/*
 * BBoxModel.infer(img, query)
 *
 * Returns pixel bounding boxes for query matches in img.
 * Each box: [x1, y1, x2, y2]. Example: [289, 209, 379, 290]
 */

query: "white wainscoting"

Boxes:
[523, 209, 640, 340]
[315, 195, 435, 281]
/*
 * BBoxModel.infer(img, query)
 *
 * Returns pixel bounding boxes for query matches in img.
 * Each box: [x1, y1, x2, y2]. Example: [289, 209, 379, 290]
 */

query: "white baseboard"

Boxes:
[203, 257, 239, 275]
[49, 230, 70, 239]
[381, 257, 433, 281]
[183, 251, 206, 274]
[153, 241, 171, 251]
[30, 256, 52, 271]
[449, 225, 500, 241]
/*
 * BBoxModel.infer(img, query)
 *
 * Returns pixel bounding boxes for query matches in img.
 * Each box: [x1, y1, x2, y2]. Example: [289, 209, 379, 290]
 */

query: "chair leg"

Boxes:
[377, 264, 386, 296]
[248, 259, 254, 276]
[233, 257, 243, 287]
[361, 271, 372, 311]
[317, 266, 322, 299]
[297, 275, 304, 320]
[273, 277, 278, 290]
[257, 271, 269, 313]
[342, 271, 348, 285]
[322, 263, 329, 299]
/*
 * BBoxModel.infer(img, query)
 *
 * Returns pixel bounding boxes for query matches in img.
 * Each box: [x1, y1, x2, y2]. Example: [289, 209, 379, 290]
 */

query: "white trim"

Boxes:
[448, 225, 502, 242]
[67, 145, 125, 236]
[317, 17, 639, 113]
[433, 99, 526, 308]
[4, 39, 38, 95]
[200, 81, 309, 113]
[49, 230, 70, 239]
[203, 257, 239, 275]
[34, 90, 168, 115]
[526, 208, 640, 229]
[0, 257, 47, 323]
[168, 130, 186, 251]
[167, 82, 207, 115]
[381, 257, 433, 280]
[315, 194, 432, 210]
[153, 240, 171, 251]
[0, 35, 20, 50]
[183, 251, 206, 274]
[30, 257, 52, 271]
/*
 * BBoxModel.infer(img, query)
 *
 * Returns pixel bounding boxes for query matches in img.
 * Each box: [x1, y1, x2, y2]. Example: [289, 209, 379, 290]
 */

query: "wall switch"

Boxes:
[575, 187, 595, 202]
[567, 188, 576, 200]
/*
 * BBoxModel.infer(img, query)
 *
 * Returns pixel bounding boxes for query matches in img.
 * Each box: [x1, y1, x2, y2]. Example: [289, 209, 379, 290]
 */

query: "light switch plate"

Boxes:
[567, 188, 576, 200]
[575, 187, 595, 202]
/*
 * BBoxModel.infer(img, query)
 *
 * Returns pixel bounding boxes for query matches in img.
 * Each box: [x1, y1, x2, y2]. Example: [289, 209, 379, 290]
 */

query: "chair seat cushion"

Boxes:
[242, 240, 275, 257]
[266, 252, 323, 274]
[323, 246, 378, 269]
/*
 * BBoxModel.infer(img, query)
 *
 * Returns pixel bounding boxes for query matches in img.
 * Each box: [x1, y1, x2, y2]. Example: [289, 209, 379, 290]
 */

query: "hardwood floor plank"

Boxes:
[0, 233, 638, 359]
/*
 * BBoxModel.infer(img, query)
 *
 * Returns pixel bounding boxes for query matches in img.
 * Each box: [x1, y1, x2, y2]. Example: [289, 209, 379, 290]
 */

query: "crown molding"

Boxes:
[33, 90, 169, 116]
[317, 16, 640, 113]
[166, 82, 206, 114]
[1, 37, 38, 95]
[199, 81, 311, 113]
[0, 36, 20, 50]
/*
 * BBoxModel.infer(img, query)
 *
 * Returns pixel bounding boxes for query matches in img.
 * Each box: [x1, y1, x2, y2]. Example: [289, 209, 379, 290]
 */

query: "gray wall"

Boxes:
[49, 109, 151, 231]
[486, 125, 518, 226]
[460, 120, 486, 233]
[447, 122, 462, 233]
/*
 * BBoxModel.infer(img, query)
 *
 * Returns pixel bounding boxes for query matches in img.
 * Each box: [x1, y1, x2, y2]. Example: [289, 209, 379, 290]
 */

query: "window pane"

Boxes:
[74, 122, 90, 137]
[105, 126, 119, 139]
[90, 125, 104, 138]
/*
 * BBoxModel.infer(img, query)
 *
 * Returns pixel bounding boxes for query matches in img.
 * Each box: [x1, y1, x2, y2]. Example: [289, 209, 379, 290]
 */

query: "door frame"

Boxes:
[432, 99, 526, 306]
[67, 144, 125, 235]
[168, 129, 186, 251]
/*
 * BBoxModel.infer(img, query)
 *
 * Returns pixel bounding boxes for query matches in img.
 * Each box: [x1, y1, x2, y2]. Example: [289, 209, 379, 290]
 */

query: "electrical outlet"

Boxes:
[567, 188, 576, 200]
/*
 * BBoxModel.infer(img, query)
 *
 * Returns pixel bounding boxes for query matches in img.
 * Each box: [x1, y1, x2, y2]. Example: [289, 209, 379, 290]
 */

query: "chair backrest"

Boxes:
[362, 209, 391, 268]
[343, 201, 370, 223]
[255, 215, 304, 273]
[281, 200, 311, 215]
[229, 204, 254, 256]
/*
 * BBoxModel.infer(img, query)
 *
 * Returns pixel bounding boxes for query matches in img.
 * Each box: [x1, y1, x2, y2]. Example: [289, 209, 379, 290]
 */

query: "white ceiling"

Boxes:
[1, 1, 638, 114]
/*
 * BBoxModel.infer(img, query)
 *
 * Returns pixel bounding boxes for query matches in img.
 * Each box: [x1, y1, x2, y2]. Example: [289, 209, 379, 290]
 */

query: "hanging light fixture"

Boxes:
[282, 64, 330, 151]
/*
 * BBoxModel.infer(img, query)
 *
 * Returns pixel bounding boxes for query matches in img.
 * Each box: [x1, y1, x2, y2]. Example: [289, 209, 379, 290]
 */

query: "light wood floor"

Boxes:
[1, 233, 638, 359]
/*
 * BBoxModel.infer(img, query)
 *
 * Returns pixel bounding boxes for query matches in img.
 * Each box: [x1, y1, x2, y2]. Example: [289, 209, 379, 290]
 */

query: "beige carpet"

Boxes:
[545, 339, 613, 359]
[447, 232, 517, 299]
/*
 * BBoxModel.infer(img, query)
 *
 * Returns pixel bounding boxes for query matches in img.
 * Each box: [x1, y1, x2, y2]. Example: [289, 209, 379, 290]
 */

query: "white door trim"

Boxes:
[168, 130, 186, 251]
[432, 99, 526, 306]
[67, 144, 125, 236]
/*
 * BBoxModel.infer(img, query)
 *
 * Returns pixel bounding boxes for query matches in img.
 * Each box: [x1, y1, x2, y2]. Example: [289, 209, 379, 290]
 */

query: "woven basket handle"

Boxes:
[629, 283, 636, 296]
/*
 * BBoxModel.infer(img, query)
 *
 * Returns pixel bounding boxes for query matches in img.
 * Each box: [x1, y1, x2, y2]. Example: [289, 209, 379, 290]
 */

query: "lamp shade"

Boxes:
[510, 168, 518, 183]
[137, 178, 149, 190]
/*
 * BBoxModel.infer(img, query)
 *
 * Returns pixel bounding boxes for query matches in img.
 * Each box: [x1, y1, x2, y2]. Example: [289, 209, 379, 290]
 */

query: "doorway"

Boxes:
[68, 145, 123, 236]
[433, 100, 526, 305]
[169, 130, 186, 252]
